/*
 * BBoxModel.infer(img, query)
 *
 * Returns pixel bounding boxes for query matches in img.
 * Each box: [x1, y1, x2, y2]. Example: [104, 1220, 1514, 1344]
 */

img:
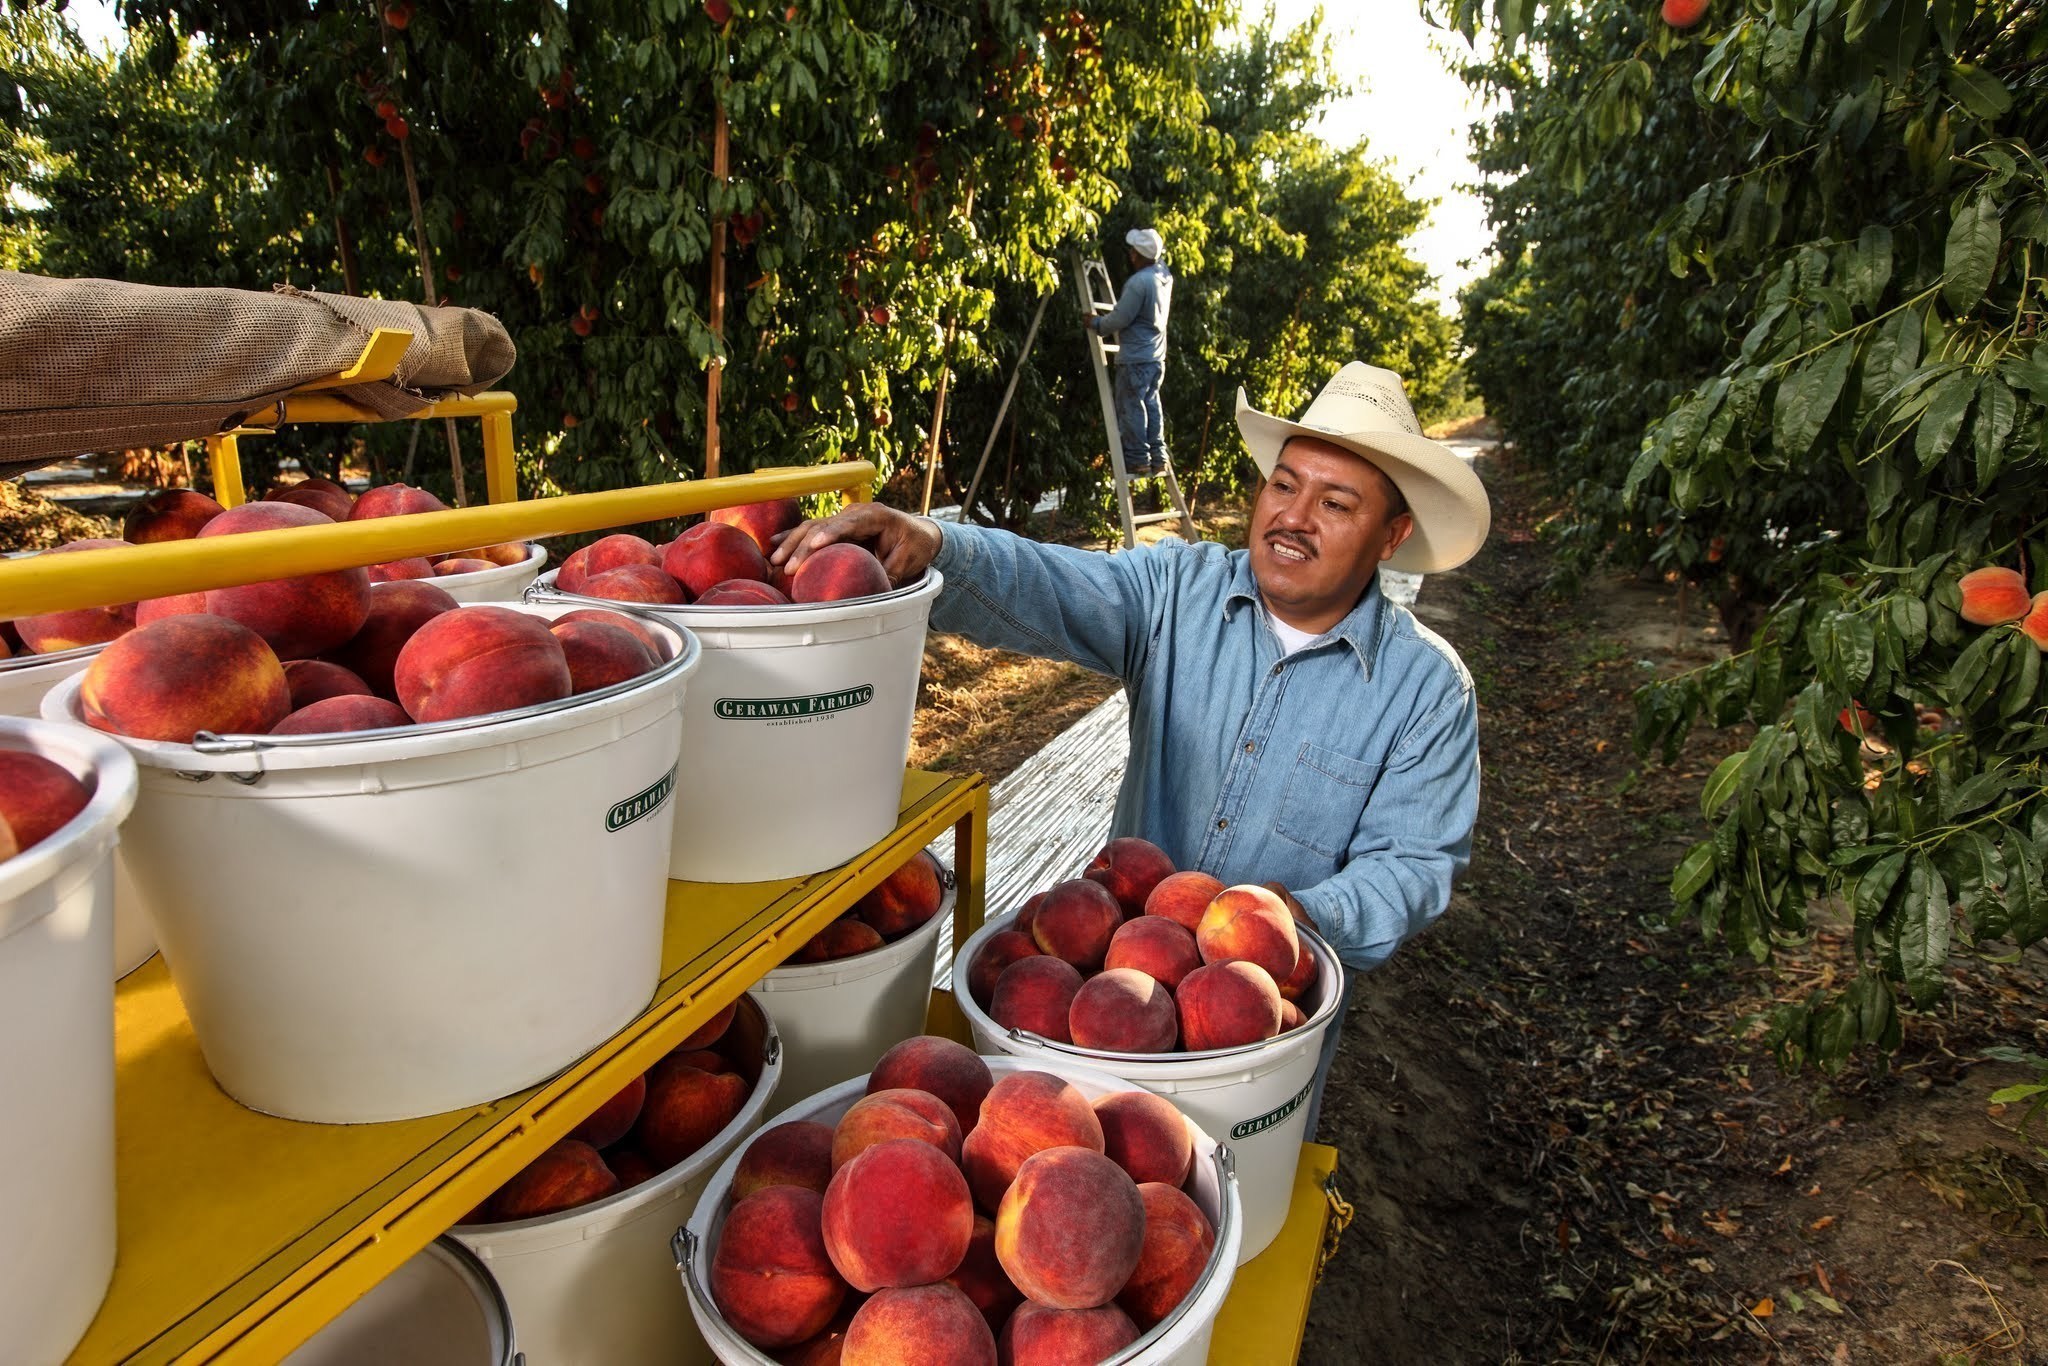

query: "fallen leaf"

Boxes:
[1775, 1154, 1793, 1174]
[1705, 1212, 1744, 1237]
[1805, 1183, 1823, 1197]
[1810, 1215, 1835, 1232]
[1751, 1297, 1774, 1318]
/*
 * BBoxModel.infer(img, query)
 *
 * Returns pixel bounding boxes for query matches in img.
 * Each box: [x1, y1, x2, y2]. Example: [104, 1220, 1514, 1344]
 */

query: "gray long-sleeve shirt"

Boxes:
[1093, 261, 1173, 365]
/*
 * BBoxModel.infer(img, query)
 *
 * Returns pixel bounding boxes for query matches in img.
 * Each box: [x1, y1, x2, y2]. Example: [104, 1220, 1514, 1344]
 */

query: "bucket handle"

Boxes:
[671, 1226, 696, 1277]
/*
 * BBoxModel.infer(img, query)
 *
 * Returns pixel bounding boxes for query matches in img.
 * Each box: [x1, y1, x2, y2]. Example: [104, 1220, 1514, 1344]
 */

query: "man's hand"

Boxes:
[1264, 881, 1319, 933]
[770, 503, 944, 587]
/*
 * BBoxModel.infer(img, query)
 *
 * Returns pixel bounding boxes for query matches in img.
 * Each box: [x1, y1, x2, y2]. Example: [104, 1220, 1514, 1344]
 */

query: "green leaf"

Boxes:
[1989, 1084, 2048, 1104]
[2002, 633, 2041, 720]
[1897, 855, 1952, 1007]
[1702, 749, 1750, 819]
[1915, 369, 1976, 470]
[1775, 343, 1855, 455]
[1942, 189, 2000, 313]
[1672, 840, 1717, 903]
[1832, 611, 1877, 691]
[1842, 224, 1893, 311]
[1853, 849, 1908, 924]
[1973, 374, 2017, 484]
[1945, 62, 2012, 119]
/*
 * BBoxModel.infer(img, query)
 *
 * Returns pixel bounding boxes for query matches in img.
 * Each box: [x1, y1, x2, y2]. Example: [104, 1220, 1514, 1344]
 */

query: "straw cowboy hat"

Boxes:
[1235, 362, 1490, 574]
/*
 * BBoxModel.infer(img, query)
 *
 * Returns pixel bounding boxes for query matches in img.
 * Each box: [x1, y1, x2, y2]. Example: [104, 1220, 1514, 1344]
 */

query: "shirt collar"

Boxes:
[1222, 552, 1390, 678]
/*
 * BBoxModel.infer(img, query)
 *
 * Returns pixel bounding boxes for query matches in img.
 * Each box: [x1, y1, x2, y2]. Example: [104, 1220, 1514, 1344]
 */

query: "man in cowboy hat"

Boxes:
[773, 361, 1486, 1118]
[1085, 227, 1174, 478]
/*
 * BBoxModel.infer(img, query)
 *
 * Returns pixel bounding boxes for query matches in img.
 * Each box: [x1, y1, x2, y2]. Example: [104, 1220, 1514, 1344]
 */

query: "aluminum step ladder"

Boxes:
[1076, 256, 1196, 549]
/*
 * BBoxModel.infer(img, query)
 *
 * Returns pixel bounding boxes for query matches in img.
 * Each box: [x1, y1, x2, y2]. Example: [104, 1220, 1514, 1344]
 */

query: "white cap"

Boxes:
[1125, 227, 1164, 260]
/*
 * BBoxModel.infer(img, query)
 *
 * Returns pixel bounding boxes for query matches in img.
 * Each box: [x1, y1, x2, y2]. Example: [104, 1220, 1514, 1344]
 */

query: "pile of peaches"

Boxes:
[782, 849, 947, 966]
[550, 497, 895, 608]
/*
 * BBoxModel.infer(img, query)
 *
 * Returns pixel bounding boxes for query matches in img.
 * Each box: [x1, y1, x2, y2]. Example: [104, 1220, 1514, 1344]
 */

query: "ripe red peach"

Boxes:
[282, 659, 371, 710]
[1117, 1182, 1216, 1328]
[1176, 960, 1283, 1051]
[1959, 566, 2032, 625]
[80, 615, 291, 742]
[487, 1139, 619, 1221]
[966, 930, 1040, 1010]
[347, 482, 450, 521]
[549, 619, 658, 693]
[791, 542, 890, 603]
[821, 1138, 975, 1291]
[266, 476, 354, 522]
[854, 849, 945, 938]
[665, 522, 770, 598]
[432, 556, 497, 577]
[13, 540, 138, 654]
[944, 1213, 1020, 1331]
[831, 1089, 962, 1170]
[123, 488, 223, 543]
[1093, 1090, 1194, 1187]
[635, 1058, 749, 1167]
[552, 608, 671, 661]
[368, 557, 436, 583]
[135, 591, 206, 626]
[393, 605, 572, 723]
[840, 1284, 994, 1366]
[568, 1073, 647, 1149]
[959, 1070, 1104, 1211]
[197, 502, 372, 659]
[1143, 870, 1224, 931]
[680, 1000, 737, 1050]
[606, 1147, 657, 1189]
[1001, 1301, 1140, 1365]
[583, 564, 688, 604]
[1067, 968, 1177, 1053]
[709, 498, 805, 553]
[557, 533, 663, 594]
[325, 579, 458, 699]
[994, 1147, 1145, 1309]
[1195, 883, 1300, 981]
[2023, 592, 2048, 651]
[1103, 915, 1201, 991]
[270, 695, 409, 734]
[1279, 998, 1306, 1031]
[1028, 878, 1121, 969]
[693, 578, 790, 607]
[1277, 939, 1318, 1001]
[988, 956, 1082, 1042]
[0, 751, 90, 853]
[1084, 836, 1175, 917]
[867, 1036, 993, 1138]
[734, 1120, 837, 1200]
[1015, 890, 1047, 939]
[711, 1186, 846, 1350]
[790, 917, 886, 964]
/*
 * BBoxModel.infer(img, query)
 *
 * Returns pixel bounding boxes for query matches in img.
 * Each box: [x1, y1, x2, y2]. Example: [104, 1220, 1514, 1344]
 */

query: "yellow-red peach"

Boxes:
[584, 564, 688, 604]
[994, 1147, 1145, 1309]
[197, 502, 372, 658]
[557, 533, 663, 594]
[80, 615, 291, 742]
[135, 591, 206, 626]
[1279, 998, 1306, 1032]
[855, 849, 945, 938]
[1015, 890, 1047, 939]
[988, 956, 1082, 1042]
[694, 578, 790, 607]
[550, 619, 658, 693]
[1068, 968, 1178, 1053]
[1959, 566, 2032, 625]
[392, 605, 572, 723]
[840, 1284, 994, 1366]
[959, 1070, 1104, 1211]
[735, 1120, 837, 1200]
[673, 1048, 730, 1073]
[367, 557, 435, 583]
[831, 1089, 962, 1170]
[967, 930, 1040, 1010]
[1117, 1182, 1216, 1328]
[270, 695, 409, 734]
[1029, 878, 1121, 969]
[711, 1186, 846, 1350]
[867, 1036, 993, 1138]
[1176, 960, 1283, 1051]
[569, 1073, 647, 1149]
[680, 1000, 737, 1050]
[1195, 884, 1300, 981]
[1103, 915, 1201, 992]
[1093, 1090, 1194, 1188]
[635, 1059, 749, 1167]
[475, 542, 534, 567]
[791, 542, 890, 604]
[552, 607, 672, 660]
[791, 917, 885, 964]
[1084, 835, 1176, 917]
[266, 476, 354, 522]
[432, 556, 497, 577]
[822, 1137, 975, 1291]
[282, 659, 371, 710]
[944, 1213, 1020, 1332]
[1001, 1302, 1140, 1365]
[123, 488, 223, 543]
[347, 482, 449, 521]
[665, 522, 770, 598]
[325, 579, 458, 699]
[2024, 592, 2048, 651]
[0, 751, 90, 853]
[710, 498, 805, 553]
[1143, 870, 1224, 930]
[1277, 938, 1318, 1001]
[487, 1139, 619, 1221]
[13, 540, 138, 654]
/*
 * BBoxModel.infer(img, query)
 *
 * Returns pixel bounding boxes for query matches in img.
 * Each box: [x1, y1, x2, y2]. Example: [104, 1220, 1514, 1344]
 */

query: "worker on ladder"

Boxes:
[1084, 228, 1173, 478]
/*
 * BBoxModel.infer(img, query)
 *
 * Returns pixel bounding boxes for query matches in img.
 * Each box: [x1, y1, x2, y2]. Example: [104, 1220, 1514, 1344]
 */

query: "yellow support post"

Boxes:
[206, 434, 248, 509]
[482, 409, 517, 505]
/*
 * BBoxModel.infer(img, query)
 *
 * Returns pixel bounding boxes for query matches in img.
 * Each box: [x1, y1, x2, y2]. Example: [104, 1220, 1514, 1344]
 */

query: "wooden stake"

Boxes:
[323, 155, 363, 296]
[919, 185, 977, 515]
[705, 102, 730, 480]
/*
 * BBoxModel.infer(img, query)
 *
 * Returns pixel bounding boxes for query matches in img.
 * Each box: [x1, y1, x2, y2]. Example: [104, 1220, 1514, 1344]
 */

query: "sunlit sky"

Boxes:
[62, 0, 1495, 308]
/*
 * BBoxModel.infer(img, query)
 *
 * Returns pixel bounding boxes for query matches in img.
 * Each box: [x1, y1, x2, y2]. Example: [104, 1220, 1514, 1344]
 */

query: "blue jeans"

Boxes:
[1113, 361, 1167, 473]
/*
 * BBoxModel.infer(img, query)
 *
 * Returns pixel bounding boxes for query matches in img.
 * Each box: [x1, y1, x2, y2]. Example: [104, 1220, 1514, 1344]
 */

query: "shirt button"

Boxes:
[1216, 818, 1229, 830]
[1272, 663, 1284, 676]
[1243, 742, 1255, 754]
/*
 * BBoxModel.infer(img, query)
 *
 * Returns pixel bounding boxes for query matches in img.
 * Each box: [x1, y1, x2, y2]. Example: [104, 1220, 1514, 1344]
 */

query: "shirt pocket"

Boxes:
[1274, 742, 1384, 860]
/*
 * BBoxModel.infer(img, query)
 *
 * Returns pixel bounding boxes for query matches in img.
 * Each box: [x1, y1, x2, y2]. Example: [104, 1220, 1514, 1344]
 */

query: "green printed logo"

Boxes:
[1230, 1080, 1313, 1141]
[713, 685, 875, 721]
[607, 766, 676, 832]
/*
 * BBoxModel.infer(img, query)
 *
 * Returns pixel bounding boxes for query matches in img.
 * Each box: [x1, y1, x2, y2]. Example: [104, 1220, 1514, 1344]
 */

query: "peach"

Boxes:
[822, 1138, 975, 1291]
[270, 695, 409, 734]
[392, 605, 572, 723]
[123, 488, 223, 543]
[347, 482, 450, 521]
[635, 1058, 749, 1167]
[778, 1310, 853, 1366]
[695, 578, 791, 607]
[432, 556, 497, 577]
[368, 557, 436, 583]
[556, 533, 663, 594]
[966, 930, 1040, 1010]
[1084, 836, 1175, 917]
[487, 1139, 619, 1221]
[710, 498, 805, 553]
[791, 542, 890, 604]
[569, 1073, 646, 1149]
[197, 502, 372, 659]
[606, 1146, 657, 1189]
[1176, 960, 1283, 1051]
[791, 917, 885, 964]
[583, 564, 688, 604]
[680, 1000, 737, 1050]
[2023, 592, 2048, 651]
[711, 1186, 846, 1350]
[1959, 566, 2032, 625]
[993, 1147, 1145, 1309]
[1000, 1302, 1140, 1365]
[1068, 968, 1177, 1053]
[134, 591, 206, 627]
[673, 1048, 731, 1073]
[841, 1284, 994, 1366]
[1117, 1182, 1216, 1328]
[1279, 998, 1306, 1031]
[1103, 915, 1201, 991]
[1277, 939, 1318, 1001]
[1093, 1090, 1194, 1187]
[325, 579, 458, 699]
[735, 1120, 837, 1200]
[855, 849, 945, 938]
[0, 751, 90, 853]
[475, 542, 535, 567]
[550, 619, 658, 693]
[665, 522, 770, 597]
[868, 1036, 993, 1137]
[267, 476, 354, 522]
[944, 1214, 1020, 1332]
[988, 956, 1082, 1042]
[1028, 878, 1121, 969]
[283, 659, 371, 710]
[1145, 870, 1225, 930]
[80, 615, 291, 742]
[959, 1070, 1104, 1211]
[1195, 884, 1300, 981]
[832, 1089, 962, 1170]
[1014, 892, 1045, 939]
[13, 540, 138, 654]
[552, 607, 671, 661]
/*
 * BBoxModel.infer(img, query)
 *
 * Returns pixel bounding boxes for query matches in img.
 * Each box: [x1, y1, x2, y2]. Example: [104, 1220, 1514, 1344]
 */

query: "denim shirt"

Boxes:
[1092, 262, 1172, 366]
[930, 523, 1479, 972]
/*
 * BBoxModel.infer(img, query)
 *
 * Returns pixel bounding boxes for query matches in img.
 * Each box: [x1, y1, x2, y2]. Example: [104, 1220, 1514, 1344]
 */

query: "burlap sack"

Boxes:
[0, 271, 517, 478]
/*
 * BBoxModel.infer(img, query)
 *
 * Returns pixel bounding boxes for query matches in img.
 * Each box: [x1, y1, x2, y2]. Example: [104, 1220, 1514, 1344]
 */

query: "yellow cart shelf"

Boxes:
[69, 770, 989, 1366]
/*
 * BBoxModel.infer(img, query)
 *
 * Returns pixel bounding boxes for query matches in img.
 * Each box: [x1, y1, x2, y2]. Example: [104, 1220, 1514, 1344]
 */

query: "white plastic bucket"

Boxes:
[435, 544, 550, 603]
[0, 718, 137, 1366]
[43, 603, 700, 1124]
[282, 1237, 518, 1366]
[952, 913, 1344, 1264]
[453, 995, 783, 1366]
[529, 569, 943, 882]
[747, 876, 953, 1112]
[679, 1057, 1242, 1365]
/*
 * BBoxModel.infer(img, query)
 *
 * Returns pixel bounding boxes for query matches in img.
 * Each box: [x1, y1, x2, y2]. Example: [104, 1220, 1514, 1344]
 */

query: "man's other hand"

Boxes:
[771, 503, 944, 587]
[1264, 881, 1319, 933]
